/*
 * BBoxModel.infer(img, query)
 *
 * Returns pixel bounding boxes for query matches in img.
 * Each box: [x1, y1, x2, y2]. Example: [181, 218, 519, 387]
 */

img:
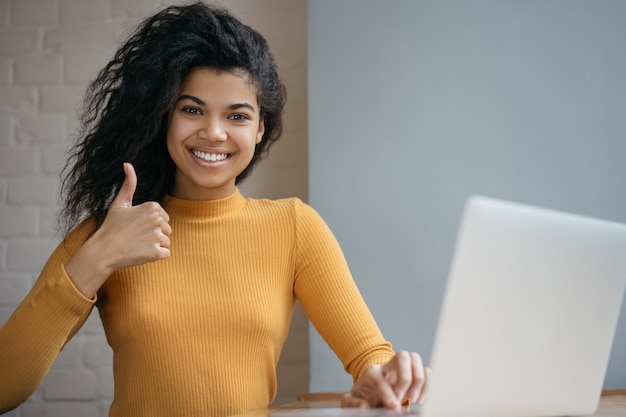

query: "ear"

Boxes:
[256, 120, 265, 144]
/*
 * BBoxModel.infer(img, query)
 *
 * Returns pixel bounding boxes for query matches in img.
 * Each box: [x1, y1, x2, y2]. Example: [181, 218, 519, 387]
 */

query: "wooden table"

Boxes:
[268, 390, 626, 416]
[591, 390, 626, 417]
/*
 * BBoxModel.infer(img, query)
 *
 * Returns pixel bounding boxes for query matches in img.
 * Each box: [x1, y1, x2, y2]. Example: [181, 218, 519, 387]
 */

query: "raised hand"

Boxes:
[64, 163, 172, 297]
[98, 162, 172, 268]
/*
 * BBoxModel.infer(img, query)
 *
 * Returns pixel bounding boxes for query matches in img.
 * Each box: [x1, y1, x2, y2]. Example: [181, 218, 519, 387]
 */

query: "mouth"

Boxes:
[190, 148, 231, 163]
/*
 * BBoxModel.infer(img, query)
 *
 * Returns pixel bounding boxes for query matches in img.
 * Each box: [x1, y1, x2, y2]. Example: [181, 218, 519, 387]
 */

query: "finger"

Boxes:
[405, 352, 425, 403]
[151, 228, 171, 259]
[139, 201, 171, 243]
[111, 162, 137, 208]
[341, 392, 370, 409]
[156, 246, 171, 260]
[162, 218, 172, 237]
[143, 201, 171, 224]
[386, 350, 413, 401]
[150, 217, 172, 257]
[152, 205, 171, 236]
[159, 233, 171, 249]
[160, 206, 171, 223]
[368, 368, 401, 410]
[417, 367, 431, 404]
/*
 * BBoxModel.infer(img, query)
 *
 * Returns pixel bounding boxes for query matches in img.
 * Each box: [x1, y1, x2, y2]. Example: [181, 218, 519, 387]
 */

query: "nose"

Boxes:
[200, 117, 227, 142]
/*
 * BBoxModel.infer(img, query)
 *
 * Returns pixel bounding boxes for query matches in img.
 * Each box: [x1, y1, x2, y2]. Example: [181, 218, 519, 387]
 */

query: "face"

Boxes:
[167, 67, 265, 200]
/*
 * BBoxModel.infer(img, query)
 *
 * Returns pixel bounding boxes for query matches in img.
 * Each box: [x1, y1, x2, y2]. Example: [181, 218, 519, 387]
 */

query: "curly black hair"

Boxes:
[59, 2, 286, 234]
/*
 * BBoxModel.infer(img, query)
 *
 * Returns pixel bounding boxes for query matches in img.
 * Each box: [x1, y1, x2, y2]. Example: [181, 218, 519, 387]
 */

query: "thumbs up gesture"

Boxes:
[113, 161, 141, 209]
[64, 163, 172, 297]
[103, 162, 172, 266]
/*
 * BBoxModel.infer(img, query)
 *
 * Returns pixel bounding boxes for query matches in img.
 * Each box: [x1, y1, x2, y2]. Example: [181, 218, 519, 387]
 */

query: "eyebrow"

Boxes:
[176, 94, 257, 112]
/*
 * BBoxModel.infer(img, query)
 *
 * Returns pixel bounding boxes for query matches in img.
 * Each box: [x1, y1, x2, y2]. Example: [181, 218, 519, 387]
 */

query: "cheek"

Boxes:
[165, 139, 175, 162]
[165, 130, 188, 166]
[166, 120, 190, 151]
[165, 131, 177, 156]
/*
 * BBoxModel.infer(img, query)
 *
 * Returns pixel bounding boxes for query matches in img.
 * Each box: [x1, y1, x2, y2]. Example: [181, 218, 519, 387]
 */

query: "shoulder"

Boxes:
[241, 197, 326, 228]
[246, 197, 315, 213]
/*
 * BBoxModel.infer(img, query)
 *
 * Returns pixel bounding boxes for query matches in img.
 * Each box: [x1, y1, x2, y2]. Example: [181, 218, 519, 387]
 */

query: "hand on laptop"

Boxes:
[341, 350, 430, 410]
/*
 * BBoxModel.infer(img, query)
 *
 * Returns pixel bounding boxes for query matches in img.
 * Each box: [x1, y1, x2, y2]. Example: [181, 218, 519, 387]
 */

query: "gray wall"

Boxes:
[308, 0, 626, 391]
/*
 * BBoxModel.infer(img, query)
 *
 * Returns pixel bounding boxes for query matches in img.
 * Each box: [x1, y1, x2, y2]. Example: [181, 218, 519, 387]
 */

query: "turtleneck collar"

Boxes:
[163, 188, 247, 220]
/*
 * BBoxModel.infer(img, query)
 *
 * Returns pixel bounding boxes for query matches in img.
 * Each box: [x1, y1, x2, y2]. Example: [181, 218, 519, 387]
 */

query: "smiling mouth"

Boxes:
[190, 149, 230, 162]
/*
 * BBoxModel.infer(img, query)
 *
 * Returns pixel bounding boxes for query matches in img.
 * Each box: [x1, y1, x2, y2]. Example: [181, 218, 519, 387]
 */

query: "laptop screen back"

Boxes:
[422, 196, 626, 417]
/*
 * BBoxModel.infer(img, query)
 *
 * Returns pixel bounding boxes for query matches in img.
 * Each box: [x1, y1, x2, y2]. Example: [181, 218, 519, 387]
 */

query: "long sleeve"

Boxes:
[293, 200, 395, 381]
[0, 225, 96, 413]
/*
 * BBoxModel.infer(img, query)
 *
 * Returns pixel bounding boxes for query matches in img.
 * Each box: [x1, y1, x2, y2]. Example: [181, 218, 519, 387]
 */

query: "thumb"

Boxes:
[111, 162, 137, 208]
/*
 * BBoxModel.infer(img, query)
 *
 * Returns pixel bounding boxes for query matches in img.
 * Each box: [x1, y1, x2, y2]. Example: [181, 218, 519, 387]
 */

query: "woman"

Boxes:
[0, 3, 427, 416]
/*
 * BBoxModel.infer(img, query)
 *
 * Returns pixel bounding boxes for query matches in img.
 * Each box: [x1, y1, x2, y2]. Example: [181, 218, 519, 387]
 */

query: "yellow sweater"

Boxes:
[0, 189, 394, 416]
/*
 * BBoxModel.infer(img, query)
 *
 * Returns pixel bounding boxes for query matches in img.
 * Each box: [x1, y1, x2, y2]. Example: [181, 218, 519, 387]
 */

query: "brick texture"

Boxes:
[0, 0, 308, 415]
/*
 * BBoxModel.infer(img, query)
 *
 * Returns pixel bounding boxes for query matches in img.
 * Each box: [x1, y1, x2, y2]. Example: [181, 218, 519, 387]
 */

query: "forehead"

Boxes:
[179, 68, 258, 102]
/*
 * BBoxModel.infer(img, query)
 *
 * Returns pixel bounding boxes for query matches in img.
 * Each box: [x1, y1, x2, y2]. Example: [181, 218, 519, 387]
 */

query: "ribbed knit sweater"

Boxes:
[0, 189, 394, 416]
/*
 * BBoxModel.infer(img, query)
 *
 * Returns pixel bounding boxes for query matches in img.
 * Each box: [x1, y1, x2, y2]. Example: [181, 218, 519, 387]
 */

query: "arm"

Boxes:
[65, 162, 171, 298]
[0, 163, 171, 412]
[293, 201, 395, 379]
[293, 201, 428, 410]
[0, 226, 96, 412]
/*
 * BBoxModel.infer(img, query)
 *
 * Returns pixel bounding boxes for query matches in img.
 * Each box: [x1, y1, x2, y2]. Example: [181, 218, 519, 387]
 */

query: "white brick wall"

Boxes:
[0, 0, 308, 415]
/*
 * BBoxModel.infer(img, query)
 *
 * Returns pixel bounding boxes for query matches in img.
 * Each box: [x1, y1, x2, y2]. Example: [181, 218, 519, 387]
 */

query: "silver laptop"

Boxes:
[422, 196, 626, 417]
[272, 196, 626, 417]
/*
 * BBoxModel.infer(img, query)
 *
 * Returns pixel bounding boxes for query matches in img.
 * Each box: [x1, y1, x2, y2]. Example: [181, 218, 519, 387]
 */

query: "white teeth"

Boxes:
[191, 149, 228, 162]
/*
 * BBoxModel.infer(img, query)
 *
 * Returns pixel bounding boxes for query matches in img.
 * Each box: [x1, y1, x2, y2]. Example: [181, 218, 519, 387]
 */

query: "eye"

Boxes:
[229, 113, 250, 122]
[182, 106, 202, 115]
